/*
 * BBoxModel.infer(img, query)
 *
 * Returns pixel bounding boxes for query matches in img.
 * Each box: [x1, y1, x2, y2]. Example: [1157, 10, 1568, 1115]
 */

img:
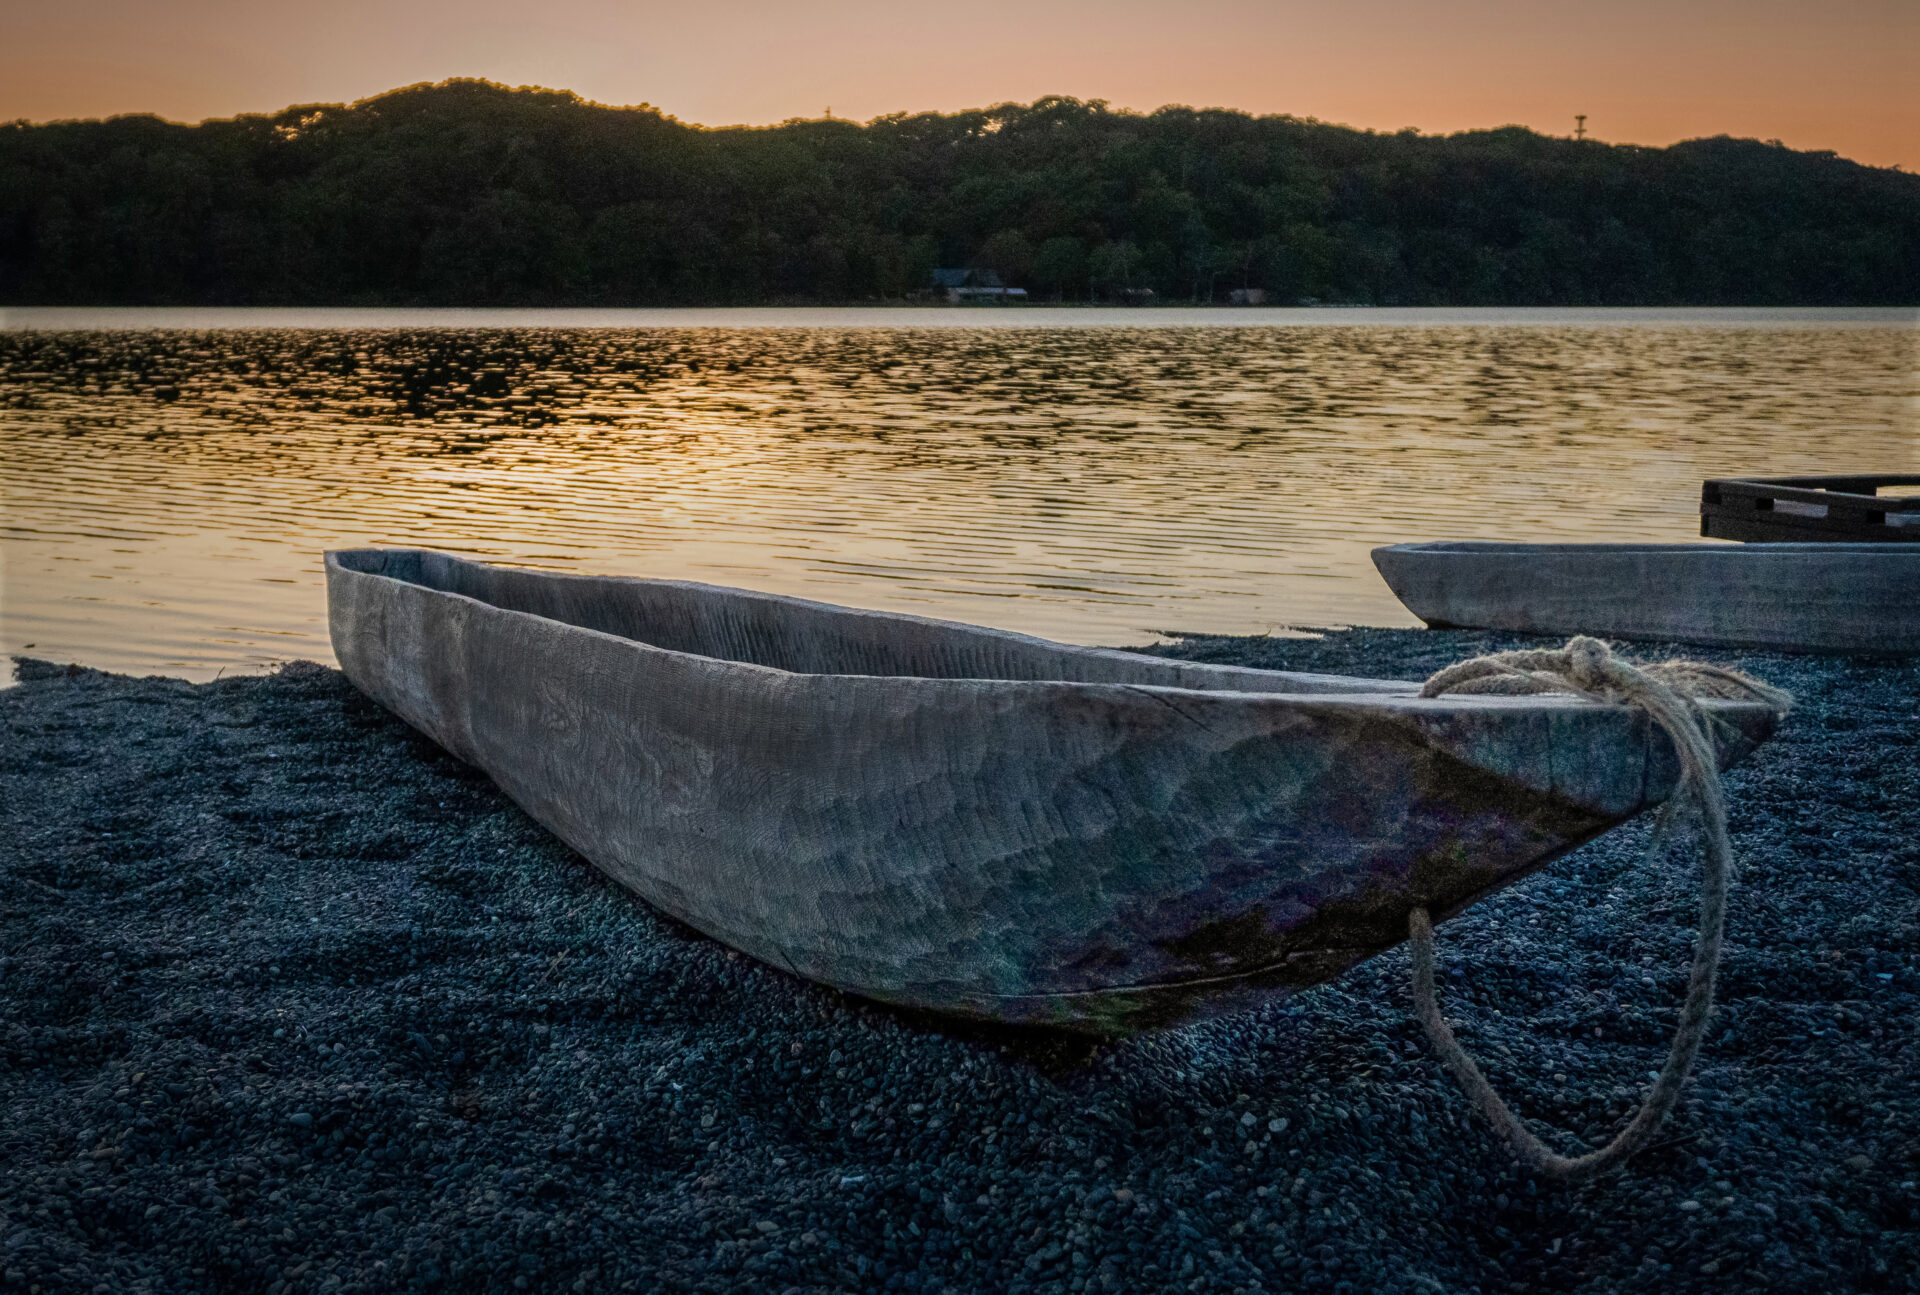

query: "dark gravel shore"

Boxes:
[3, 630, 1916, 1295]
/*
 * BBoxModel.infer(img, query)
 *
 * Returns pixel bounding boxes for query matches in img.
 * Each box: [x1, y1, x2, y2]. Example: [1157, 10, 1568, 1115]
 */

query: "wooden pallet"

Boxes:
[1701, 474, 1920, 543]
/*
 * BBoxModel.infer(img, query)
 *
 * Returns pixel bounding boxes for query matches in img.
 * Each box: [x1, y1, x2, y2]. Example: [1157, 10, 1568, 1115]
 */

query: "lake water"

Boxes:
[2, 307, 1914, 682]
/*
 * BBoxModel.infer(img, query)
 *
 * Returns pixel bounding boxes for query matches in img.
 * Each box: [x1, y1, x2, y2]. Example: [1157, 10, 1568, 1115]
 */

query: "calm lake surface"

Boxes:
[2, 308, 1914, 681]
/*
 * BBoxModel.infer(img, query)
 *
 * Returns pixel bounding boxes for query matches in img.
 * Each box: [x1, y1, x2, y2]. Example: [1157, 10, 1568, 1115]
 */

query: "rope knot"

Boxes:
[1563, 635, 1611, 692]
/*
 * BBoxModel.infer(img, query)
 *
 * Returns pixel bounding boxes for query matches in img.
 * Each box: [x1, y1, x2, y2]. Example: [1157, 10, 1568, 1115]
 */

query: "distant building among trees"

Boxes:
[931, 269, 1028, 302]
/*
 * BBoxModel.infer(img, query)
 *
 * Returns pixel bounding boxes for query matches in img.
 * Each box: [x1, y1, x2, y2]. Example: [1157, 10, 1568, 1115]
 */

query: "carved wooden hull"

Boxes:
[326, 549, 1778, 1034]
[1373, 541, 1920, 655]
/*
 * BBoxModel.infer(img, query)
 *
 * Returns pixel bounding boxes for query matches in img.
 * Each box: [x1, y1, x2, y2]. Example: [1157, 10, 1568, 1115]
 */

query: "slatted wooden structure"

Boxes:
[1701, 475, 1920, 543]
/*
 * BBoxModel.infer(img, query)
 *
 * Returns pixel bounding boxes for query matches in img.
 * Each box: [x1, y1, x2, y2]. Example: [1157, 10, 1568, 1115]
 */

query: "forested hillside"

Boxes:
[2, 79, 1915, 306]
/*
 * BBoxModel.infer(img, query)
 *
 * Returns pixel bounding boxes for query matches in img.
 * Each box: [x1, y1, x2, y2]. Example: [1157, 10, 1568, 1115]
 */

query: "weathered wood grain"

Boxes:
[328, 548, 1778, 1033]
[1372, 540, 1920, 656]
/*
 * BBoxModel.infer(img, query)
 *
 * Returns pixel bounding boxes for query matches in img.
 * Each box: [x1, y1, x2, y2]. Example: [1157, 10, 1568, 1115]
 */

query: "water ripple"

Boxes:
[2, 322, 1914, 679]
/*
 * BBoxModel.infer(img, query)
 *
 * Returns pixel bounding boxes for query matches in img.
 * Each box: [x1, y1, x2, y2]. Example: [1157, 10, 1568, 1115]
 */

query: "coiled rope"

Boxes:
[1410, 636, 1791, 1185]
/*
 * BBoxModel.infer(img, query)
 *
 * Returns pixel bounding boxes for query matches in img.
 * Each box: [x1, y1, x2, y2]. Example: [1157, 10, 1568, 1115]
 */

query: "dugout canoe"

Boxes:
[326, 548, 1780, 1034]
[1372, 541, 1920, 656]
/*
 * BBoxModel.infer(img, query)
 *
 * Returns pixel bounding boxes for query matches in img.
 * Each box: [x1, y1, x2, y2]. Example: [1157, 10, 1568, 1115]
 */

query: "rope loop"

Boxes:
[1410, 636, 1789, 1186]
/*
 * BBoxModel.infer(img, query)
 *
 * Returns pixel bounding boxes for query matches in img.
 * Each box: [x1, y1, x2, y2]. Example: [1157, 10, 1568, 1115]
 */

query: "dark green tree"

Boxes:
[1, 80, 1913, 306]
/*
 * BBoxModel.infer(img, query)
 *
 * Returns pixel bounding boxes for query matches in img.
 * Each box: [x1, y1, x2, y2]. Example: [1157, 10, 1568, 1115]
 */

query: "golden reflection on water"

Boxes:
[2, 324, 1915, 680]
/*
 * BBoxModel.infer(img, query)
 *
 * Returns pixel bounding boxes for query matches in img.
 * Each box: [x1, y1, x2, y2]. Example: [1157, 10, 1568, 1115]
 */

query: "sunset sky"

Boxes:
[4, 0, 1914, 169]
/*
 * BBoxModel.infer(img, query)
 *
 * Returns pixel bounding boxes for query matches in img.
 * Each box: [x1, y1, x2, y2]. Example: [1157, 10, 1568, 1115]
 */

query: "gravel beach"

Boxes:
[3, 629, 1915, 1294]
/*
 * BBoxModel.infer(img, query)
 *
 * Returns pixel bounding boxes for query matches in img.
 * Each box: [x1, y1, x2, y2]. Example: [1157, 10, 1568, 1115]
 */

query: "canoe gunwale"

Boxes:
[324, 549, 1767, 720]
[325, 547, 1417, 697]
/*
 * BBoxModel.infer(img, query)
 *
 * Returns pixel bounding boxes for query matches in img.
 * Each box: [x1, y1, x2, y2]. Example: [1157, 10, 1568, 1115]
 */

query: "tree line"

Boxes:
[1, 79, 1915, 307]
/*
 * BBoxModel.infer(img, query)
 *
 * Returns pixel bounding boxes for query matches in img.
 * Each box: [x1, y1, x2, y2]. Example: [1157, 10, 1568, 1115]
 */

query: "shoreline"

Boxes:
[2, 629, 1915, 1292]
[5, 305, 1916, 333]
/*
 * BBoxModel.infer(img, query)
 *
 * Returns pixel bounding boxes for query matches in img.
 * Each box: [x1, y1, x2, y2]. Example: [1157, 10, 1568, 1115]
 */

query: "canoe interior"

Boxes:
[331, 547, 1409, 696]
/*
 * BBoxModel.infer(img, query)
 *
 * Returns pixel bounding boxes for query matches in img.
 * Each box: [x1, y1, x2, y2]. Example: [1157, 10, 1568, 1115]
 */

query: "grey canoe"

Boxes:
[1373, 541, 1920, 655]
[326, 548, 1779, 1034]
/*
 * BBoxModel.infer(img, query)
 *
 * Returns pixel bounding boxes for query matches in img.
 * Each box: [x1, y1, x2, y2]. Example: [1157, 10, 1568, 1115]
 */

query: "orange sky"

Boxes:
[3, 0, 1914, 169]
